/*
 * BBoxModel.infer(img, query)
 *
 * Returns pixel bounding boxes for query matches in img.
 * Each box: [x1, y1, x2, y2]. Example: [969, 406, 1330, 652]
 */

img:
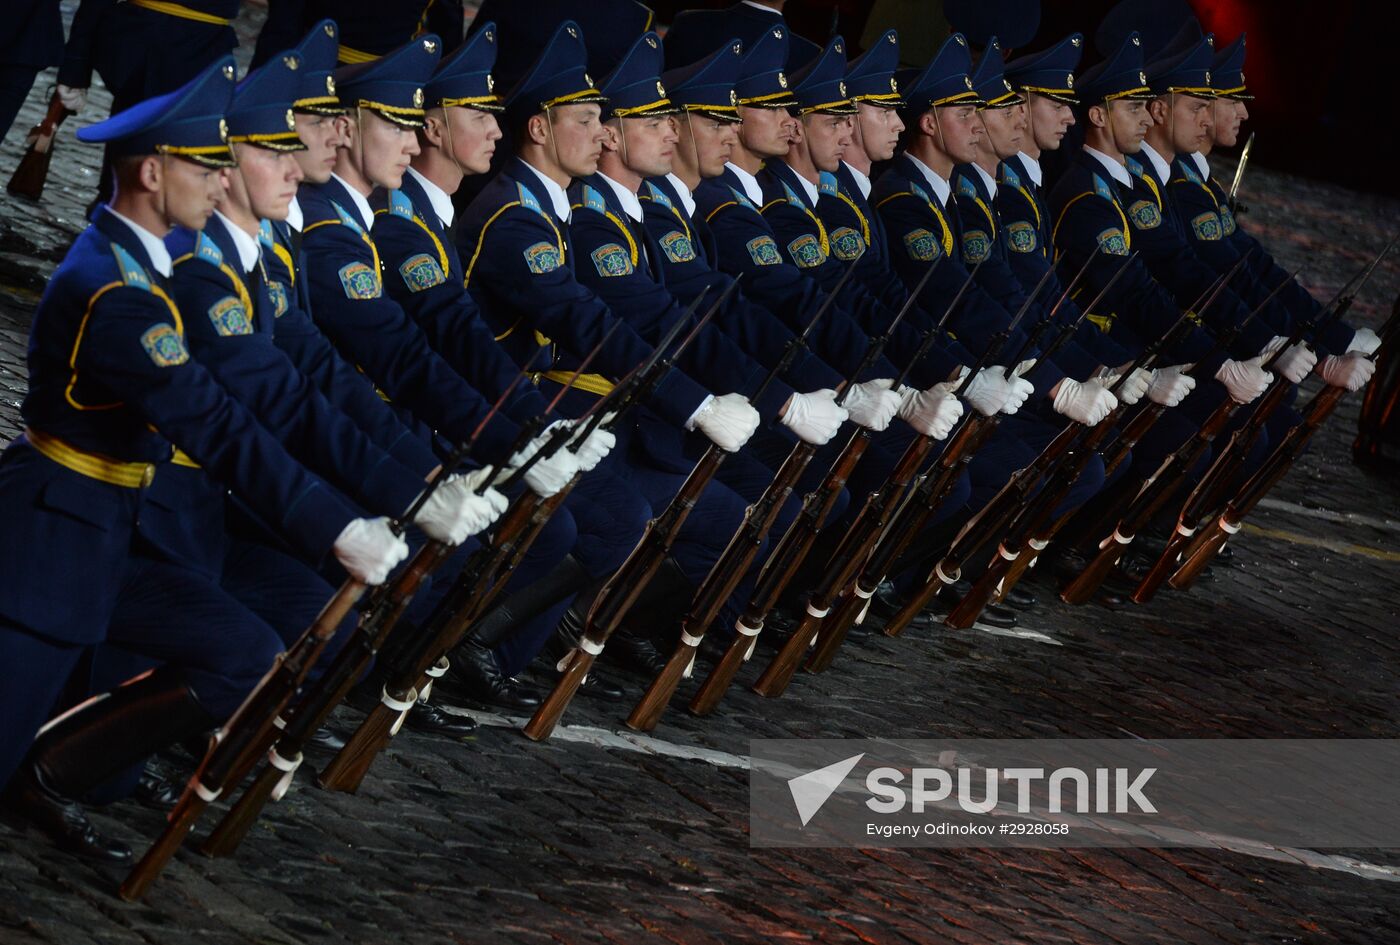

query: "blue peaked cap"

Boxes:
[77, 55, 236, 167]
[426, 19, 502, 111]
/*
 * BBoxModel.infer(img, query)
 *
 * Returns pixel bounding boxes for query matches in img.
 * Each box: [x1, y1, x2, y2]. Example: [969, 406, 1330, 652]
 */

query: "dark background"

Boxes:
[651, 0, 1393, 196]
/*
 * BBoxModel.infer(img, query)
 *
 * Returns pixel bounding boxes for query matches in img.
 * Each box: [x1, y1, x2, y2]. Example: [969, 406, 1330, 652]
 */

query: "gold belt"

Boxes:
[25, 428, 156, 488]
[538, 370, 614, 397]
[126, 0, 232, 26]
[170, 448, 202, 469]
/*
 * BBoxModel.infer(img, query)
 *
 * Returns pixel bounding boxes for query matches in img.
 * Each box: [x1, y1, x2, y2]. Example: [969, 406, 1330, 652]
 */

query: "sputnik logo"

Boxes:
[786, 753, 864, 826]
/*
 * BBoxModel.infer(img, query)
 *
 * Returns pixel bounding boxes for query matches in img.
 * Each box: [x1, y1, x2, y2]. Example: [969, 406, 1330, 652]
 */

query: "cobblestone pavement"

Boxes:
[3, 10, 1400, 945]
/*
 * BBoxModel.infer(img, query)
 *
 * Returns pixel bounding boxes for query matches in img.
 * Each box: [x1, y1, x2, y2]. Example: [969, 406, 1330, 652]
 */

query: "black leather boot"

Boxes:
[610, 557, 692, 679]
[4, 666, 213, 863]
[543, 614, 625, 702]
[404, 701, 478, 737]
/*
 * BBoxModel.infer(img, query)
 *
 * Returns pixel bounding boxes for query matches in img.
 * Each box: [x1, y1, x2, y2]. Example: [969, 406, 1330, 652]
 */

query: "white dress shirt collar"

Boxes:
[1137, 141, 1173, 187]
[664, 173, 697, 217]
[109, 208, 172, 277]
[1016, 151, 1042, 187]
[842, 161, 872, 200]
[331, 172, 375, 230]
[405, 166, 455, 227]
[214, 210, 260, 273]
[970, 162, 998, 200]
[1189, 150, 1211, 180]
[904, 152, 951, 207]
[725, 161, 765, 206]
[519, 160, 573, 222]
[786, 165, 820, 206]
[285, 195, 304, 232]
[596, 171, 645, 222]
[1083, 146, 1134, 189]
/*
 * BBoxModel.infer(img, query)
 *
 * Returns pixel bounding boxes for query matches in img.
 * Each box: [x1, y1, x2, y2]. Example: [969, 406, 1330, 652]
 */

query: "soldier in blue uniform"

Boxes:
[1, 0, 63, 145]
[456, 21, 774, 672]
[662, 0, 787, 72]
[0, 57, 411, 862]
[58, 0, 242, 205]
[254, 0, 467, 69]
[363, 24, 641, 702]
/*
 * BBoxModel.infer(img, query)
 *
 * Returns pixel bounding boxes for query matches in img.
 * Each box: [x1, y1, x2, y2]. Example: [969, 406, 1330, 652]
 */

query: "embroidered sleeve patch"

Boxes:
[787, 233, 826, 268]
[208, 296, 253, 337]
[140, 323, 189, 367]
[659, 230, 696, 263]
[1219, 205, 1237, 236]
[338, 261, 381, 299]
[1006, 221, 1038, 254]
[1127, 199, 1162, 230]
[961, 229, 991, 264]
[1190, 212, 1223, 241]
[266, 281, 289, 318]
[523, 241, 562, 274]
[746, 235, 782, 266]
[829, 226, 865, 262]
[399, 253, 447, 292]
[902, 228, 942, 262]
[589, 243, 634, 277]
[1095, 228, 1129, 256]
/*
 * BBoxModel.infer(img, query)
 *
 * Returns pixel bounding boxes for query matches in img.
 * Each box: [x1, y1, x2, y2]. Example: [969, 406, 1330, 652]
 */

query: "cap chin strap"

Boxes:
[545, 108, 562, 181]
[441, 108, 467, 180]
[682, 111, 702, 183]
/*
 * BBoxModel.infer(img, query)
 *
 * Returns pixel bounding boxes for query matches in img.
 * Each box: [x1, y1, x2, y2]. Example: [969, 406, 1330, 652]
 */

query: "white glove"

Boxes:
[1145, 365, 1196, 407]
[413, 474, 508, 544]
[780, 389, 848, 444]
[1215, 357, 1272, 404]
[333, 517, 409, 585]
[1346, 326, 1382, 357]
[508, 426, 582, 497]
[964, 366, 1032, 417]
[1052, 377, 1118, 425]
[1315, 353, 1376, 392]
[570, 425, 615, 472]
[689, 392, 761, 451]
[1271, 340, 1318, 385]
[57, 84, 87, 113]
[897, 383, 964, 439]
[840, 379, 901, 432]
[1099, 365, 1152, 406]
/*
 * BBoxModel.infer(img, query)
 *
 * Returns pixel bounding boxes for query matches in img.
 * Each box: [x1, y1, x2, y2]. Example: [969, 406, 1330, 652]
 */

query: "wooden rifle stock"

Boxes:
[1170, 383, 1348, 587]
[687, 428, 871, 715]
[200, 541, 449, 856]
[6, 93, 72, 200]
[120, 579, 364, 900]
[524, 447, 727, 740]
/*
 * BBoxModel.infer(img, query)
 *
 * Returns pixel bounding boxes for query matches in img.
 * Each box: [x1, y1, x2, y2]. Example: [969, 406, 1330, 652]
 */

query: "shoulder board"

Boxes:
[257, 219, 276, 250]
[194, 230, 224, 267]
[818, 172, 840, 198]
[516, 182, 547, 218]
[581, 184, 608, 216]
[909, 180, 931, 204]
[956, 175, 978, 199]
[781, 181, 804, 207]
[331, 201, 365, 234]
[1001, 163, 1021, 189]
[727, 185, 754, 210]
[1178, 160, 1203, 184]
[1124, 156, 1144, 178]
[387, 188, 415, 220]
[1093, 174, 1114, 202]
[644, 181, 672, 208]
[110, 243, 152, 291]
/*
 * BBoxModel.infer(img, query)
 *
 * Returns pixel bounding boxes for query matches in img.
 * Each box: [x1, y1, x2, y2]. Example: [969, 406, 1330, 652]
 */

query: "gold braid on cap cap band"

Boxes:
[539, 88, 609, 110]
[157, 142, 237, 167]
[736, 89, 797, 107]
[612, 97, 680, 118]
[1165, 85, 1217, 97]
[357, 99, 427, 126]
[931, 89, 983, 107]
[1105, 84, 1153, 102]
[438, 94, 504, 111]
[227, 131, 308, 151]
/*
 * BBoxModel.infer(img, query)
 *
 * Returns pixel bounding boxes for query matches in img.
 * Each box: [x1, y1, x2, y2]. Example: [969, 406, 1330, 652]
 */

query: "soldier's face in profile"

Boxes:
[803, 114, 853, 172]
[856, 102, 903, 162]
[161, 156, 225, 229]
[1167, 93, 1213, 154]
[1210, 98, 1246, 148]
[981, 103, 1026, 160]
[359, 110, 421, 189]
[547, 103, 608, 177]
[1027, 94, 1074, 152]
[617, 114, 679, 178]
[687, 114, 736, 178]
[1108, 99, 1151, 154]
[443, 106, 502, 175]
[293, 113, 343, 184]
[738, 105, 796, 158]
[232, 143, 304, 221]
[933, 104, 983, 163]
